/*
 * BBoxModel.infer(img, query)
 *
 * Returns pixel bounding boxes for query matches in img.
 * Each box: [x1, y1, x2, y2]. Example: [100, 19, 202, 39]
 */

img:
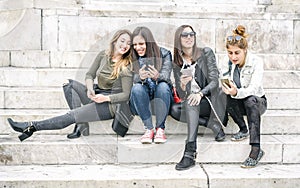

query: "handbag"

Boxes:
[172, 86, 182, 104]
[111, 102, 134, 137]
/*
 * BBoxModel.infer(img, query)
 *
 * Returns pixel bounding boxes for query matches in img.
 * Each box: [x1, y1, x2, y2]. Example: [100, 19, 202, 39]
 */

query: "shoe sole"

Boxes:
[140, 139, 153, 144]
[154, 139, 167, 144]
[215, 136, 226, 142]
[231, 135, 249, 142]
[175, 164, 196, 171]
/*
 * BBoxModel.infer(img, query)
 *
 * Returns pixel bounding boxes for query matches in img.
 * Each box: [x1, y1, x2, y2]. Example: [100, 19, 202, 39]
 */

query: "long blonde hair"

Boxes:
[106, 29, 132, 79]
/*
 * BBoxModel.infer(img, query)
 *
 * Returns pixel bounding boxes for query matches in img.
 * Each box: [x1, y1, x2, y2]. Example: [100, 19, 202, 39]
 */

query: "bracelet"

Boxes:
[198, 92, 204, 97]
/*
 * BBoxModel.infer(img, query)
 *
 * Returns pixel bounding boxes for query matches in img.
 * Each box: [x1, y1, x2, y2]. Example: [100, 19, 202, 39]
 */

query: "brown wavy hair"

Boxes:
[173, 25, 202, 67]
[131, 26, 162, 73]
[226, 25, 249, 50]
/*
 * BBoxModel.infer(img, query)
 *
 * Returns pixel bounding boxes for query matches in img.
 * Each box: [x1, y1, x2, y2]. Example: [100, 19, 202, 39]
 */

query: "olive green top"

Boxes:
[85, 50, 133, 115]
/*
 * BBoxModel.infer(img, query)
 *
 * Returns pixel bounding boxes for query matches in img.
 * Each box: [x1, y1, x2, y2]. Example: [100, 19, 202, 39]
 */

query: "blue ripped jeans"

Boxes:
[130, 82, 172, 130]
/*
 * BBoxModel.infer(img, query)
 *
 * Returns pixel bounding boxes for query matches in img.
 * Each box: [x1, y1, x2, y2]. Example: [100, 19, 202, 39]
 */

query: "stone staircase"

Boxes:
[1, 0, 300, 187]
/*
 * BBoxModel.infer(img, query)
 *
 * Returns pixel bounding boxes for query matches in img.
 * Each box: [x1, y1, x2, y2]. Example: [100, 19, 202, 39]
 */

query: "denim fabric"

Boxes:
[130, 82, 172, 130]
[227, 95, 267, 144]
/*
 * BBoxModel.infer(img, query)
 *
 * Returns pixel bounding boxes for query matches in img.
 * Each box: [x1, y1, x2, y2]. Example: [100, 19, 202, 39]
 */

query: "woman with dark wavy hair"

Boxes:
[172, 25, 226, 170]
[130, 26, 172, 144]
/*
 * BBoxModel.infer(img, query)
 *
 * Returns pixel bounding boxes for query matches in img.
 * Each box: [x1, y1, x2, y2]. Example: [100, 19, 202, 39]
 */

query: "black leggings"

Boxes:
[170, 98, 211, 142]
[227, 95, 267, 145]
[34, 80, 113, 131]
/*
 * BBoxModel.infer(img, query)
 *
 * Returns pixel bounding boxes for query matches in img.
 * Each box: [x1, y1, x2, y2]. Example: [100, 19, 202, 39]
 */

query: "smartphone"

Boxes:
[180, 68, 193, 77]
[142, 61, 152, 71]
[221, 78, 231, 88]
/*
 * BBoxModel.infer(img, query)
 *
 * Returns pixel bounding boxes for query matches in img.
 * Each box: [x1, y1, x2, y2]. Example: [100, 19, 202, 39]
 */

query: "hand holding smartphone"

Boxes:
[221, 78, 231, 88]
[180, 68, 193, 77]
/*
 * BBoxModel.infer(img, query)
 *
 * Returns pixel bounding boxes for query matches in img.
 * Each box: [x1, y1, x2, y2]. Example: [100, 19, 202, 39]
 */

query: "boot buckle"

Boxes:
[23, 122, 33, 133]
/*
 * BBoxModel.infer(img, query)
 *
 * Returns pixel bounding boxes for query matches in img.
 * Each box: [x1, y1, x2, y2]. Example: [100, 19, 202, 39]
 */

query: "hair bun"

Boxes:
[233, 25, 249, 38]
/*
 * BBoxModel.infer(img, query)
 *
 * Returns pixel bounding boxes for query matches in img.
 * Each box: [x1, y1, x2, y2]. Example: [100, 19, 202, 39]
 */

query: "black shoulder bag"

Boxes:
[111, 102, 134, 137]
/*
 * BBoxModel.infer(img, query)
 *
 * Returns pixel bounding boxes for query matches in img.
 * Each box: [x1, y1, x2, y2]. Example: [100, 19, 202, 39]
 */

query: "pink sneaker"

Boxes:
[154, 128, 167, 144]
[140, 129, 154, 144]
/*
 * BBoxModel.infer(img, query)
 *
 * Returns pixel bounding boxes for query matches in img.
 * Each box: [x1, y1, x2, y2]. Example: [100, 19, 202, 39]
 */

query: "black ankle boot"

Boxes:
[175, 141, 197, 171]
[7, 118, 36, 141]
[209, 124, 226, 142]
[67, 123, 89, 139]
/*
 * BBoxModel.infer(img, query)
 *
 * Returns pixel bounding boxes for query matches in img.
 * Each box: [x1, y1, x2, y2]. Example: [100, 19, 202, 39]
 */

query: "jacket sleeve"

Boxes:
[200, 47, 219, 96]
[232, 55, 264, 99]
[157, 47, 172, 83]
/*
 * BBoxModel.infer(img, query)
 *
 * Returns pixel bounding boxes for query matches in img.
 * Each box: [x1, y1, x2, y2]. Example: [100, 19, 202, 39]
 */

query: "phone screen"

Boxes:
[221, 78, 231, 88]
[180, 68, 193, 77]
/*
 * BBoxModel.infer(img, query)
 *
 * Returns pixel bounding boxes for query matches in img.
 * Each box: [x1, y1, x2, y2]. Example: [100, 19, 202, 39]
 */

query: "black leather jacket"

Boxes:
[133, 47, 172, 84]
[173, 47, 219, 99]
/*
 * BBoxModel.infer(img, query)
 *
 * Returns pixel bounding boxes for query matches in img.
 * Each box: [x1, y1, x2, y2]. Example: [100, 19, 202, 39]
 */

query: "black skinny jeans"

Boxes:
[227, 95, 267, 145]
[63, 79, 112, 123]
[170, 98, 211, 142]
[34, 80, 113, 131]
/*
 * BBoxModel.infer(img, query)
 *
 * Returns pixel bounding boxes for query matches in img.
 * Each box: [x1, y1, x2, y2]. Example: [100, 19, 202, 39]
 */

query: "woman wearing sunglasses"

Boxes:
[221, 25, 267, 168]
[172, 25, 226, 170]
[7, 29, 133, 141]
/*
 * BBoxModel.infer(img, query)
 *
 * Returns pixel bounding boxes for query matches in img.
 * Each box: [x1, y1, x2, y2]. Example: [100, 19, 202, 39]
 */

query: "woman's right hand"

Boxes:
[87, 88, 95, 99]
[139, 65, 149, 80]
[180, 75, 192, 90]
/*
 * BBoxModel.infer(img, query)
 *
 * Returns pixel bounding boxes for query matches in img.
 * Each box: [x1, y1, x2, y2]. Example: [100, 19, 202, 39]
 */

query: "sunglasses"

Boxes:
[181, 31, 196, 38]
[227, 35, 243, 42]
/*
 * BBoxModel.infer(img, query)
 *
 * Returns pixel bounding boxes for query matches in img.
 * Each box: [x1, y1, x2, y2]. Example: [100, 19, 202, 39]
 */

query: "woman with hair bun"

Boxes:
[221, 25, 267, 168]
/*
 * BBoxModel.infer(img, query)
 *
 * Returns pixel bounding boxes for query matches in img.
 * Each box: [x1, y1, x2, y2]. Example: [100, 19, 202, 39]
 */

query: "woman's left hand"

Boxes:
[147, 65, 159, 80]
[187, 93, 202, 106]
[91, 94, 110, 103]
[222, 81, 238, 96]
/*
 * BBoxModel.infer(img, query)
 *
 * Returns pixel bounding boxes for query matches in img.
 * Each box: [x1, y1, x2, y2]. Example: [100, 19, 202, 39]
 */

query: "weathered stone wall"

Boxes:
[0, 0, 299, 135]
[0, 0, 299, 107]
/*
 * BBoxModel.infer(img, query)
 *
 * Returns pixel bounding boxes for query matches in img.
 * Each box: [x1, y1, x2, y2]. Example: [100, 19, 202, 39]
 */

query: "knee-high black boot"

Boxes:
[175, 141, 197, 171]
[8, 113, 75, 142]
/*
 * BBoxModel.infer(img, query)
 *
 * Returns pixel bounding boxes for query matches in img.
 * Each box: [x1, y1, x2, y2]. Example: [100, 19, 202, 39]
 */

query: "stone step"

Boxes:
[1, 87, 299, 110]
[0, 68, 299, 88]
[1, 109, 300, 135]
[3, 50, 300, 70]
[1, 163, 299, 188]
[0, 134, 299, 165]
[0, 109, 300, 135]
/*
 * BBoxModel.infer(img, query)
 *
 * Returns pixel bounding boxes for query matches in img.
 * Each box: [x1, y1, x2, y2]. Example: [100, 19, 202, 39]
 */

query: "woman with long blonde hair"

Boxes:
[8, 29, 133, 141]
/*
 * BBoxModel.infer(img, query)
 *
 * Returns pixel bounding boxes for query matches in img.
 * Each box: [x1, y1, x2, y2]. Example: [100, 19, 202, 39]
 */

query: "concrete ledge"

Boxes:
[0, 164, 206, 188]
[0, 164, 299, 188]
[1, 88, 299, 110]
[1, 68, 299, 88]
[204, 164, 300, 188]
[1, 109, 300, 135]
[0, 134, 297, 165]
